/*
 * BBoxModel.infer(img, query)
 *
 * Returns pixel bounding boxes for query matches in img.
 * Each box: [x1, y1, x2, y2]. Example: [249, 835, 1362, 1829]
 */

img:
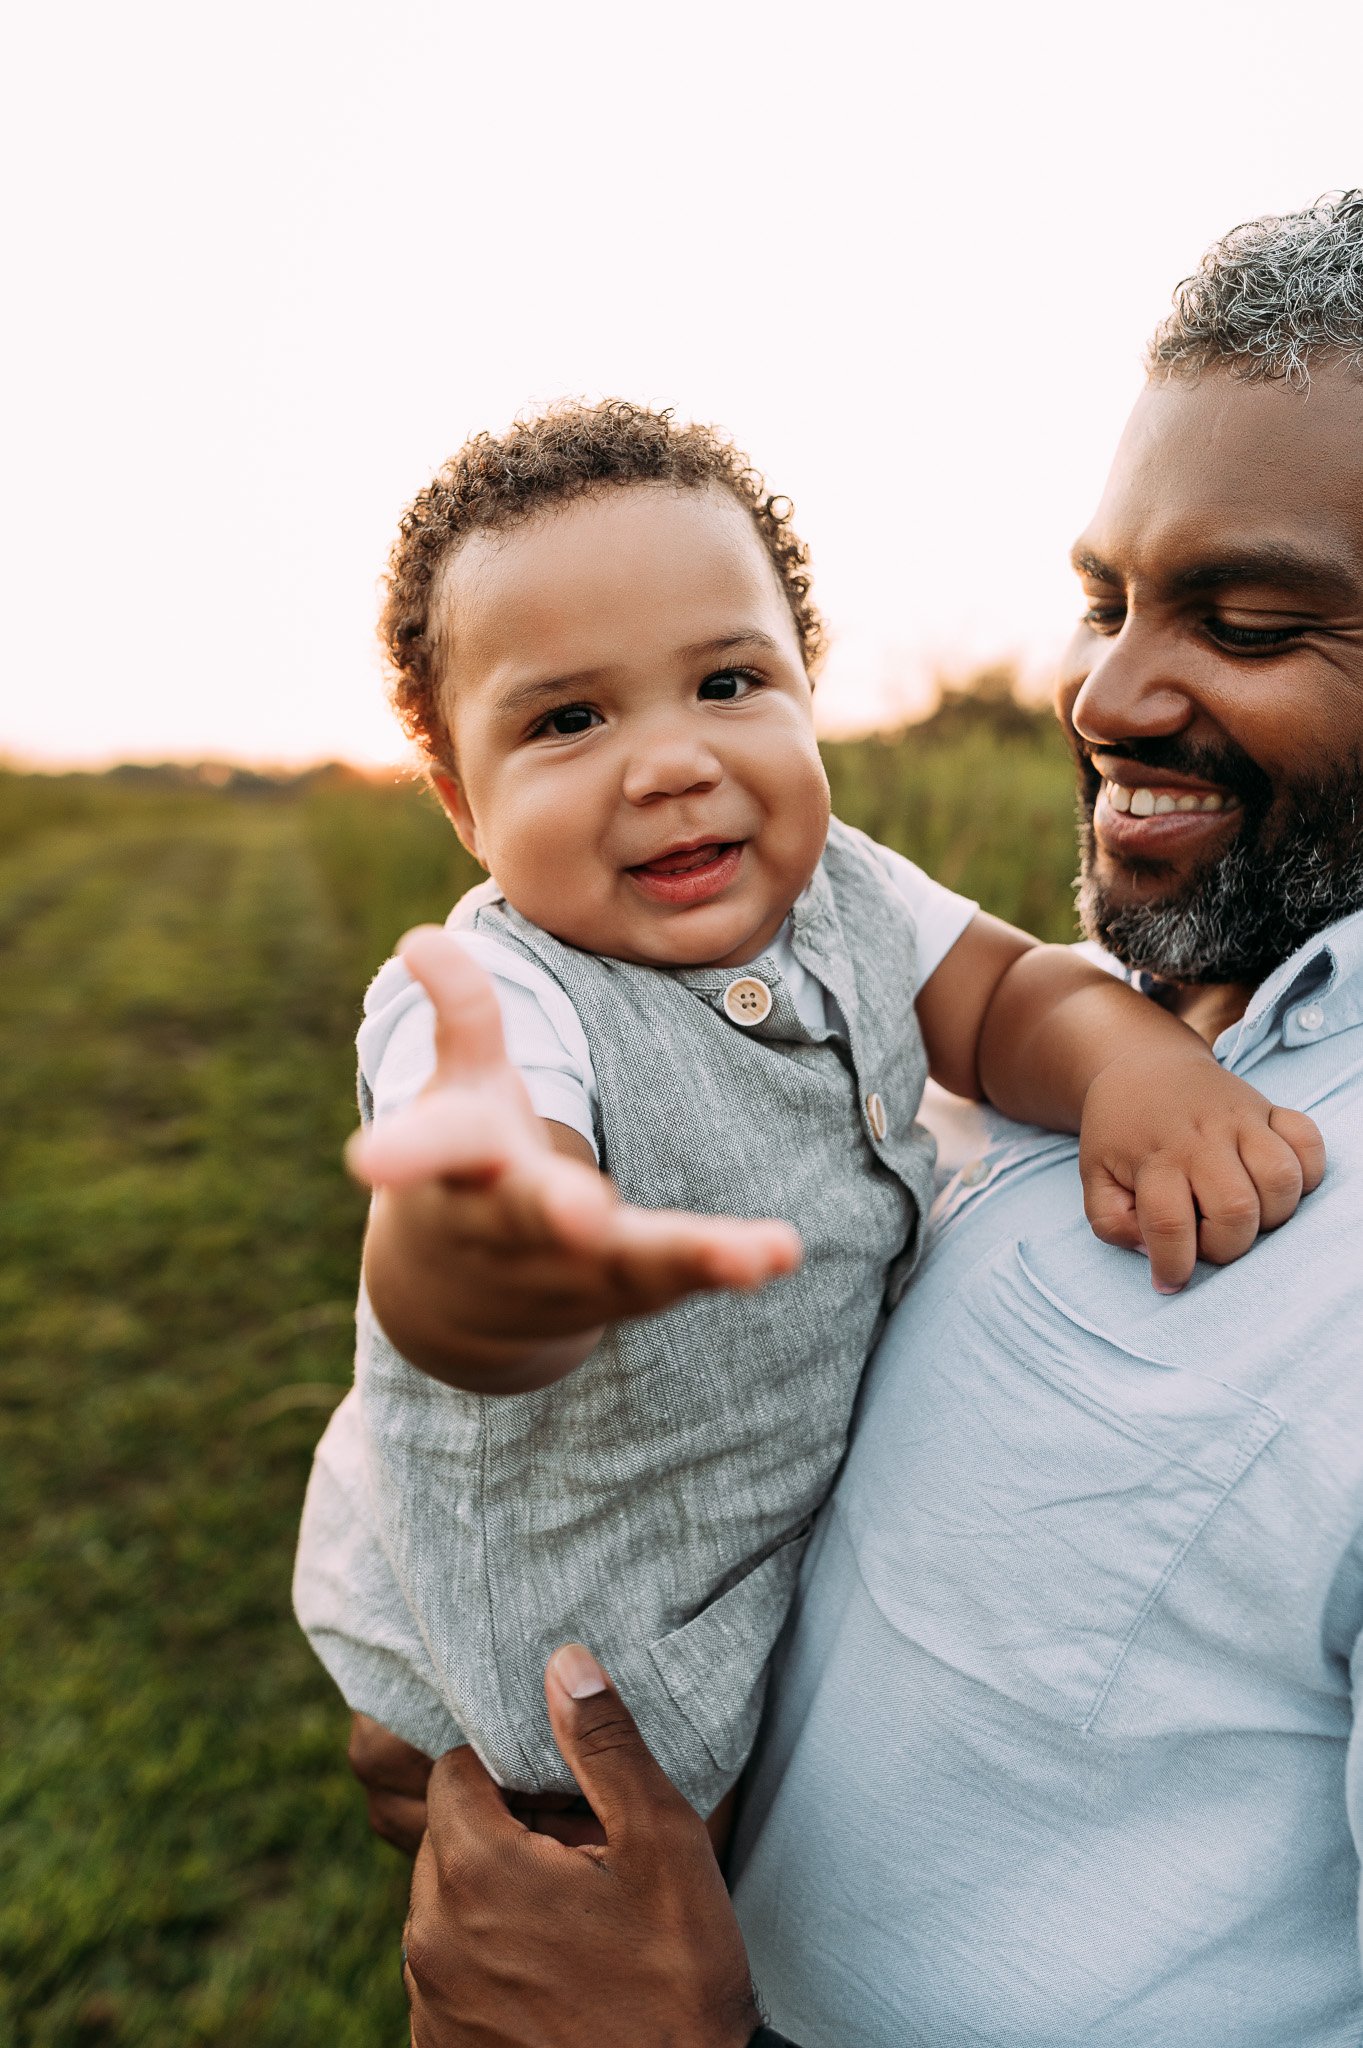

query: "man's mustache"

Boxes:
[1074, 734, 1274, 816]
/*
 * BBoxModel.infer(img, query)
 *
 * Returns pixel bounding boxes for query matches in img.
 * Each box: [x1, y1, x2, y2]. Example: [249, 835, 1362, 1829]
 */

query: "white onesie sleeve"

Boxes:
[863, 841, 977, 990]
[358, 935, 600, 1157]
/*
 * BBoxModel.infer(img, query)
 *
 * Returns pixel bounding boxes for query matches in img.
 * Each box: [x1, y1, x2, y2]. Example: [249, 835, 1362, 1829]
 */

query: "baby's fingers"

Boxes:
[399, 925, 509, 1086]
[347, 1092, 522, 1190]
[500, 1152, 621, 1250]
[1268, 1106, 1326, 1195]
[535, 1165, 796, 1285]
[1236, 1121, 1305, 1234]
[1132, 1160, 1198, 1294]
[595, 1205, 802, 1315]
[1231, 1105, 1325, 1236]
[1190, 1155, 1261, 1270]
[1082, 1168, 1143, 1252]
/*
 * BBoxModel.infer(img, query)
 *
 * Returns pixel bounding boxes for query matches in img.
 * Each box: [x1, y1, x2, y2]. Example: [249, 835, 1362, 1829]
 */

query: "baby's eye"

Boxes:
[534, 703, 601, 738]
[698, 668, 761, 701]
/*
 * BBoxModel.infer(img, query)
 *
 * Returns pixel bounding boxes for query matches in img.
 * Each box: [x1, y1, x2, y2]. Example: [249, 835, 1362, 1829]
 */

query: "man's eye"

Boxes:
[534, 704, 601, 737]
[1081, 605, 1125, 635]
[698, 668, 760, 701]
[1206, 619, 1306, 653]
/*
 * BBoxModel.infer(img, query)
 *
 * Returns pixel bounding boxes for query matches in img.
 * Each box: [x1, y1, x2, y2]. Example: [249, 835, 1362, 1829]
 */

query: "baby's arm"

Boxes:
[916, 913, 1325, 1292]
[350, 927, 800, 1394]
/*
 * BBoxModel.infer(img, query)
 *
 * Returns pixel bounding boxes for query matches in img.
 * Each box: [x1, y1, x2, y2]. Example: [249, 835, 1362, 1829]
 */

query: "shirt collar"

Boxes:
[1213, 903, 1363, 1067]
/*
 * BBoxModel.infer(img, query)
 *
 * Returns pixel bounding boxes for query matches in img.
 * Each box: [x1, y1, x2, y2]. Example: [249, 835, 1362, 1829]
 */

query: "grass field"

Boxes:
[1, 725, 1079, 2044]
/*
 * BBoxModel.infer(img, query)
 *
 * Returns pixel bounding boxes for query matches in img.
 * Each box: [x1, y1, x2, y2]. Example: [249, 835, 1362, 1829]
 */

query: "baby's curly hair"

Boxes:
[379, 399, 826, 769]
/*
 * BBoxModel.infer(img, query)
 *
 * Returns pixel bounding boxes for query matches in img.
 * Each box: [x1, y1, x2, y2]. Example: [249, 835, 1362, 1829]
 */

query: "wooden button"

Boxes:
[865, 1091, 887, 1141]
[723, 976, 772, 1026]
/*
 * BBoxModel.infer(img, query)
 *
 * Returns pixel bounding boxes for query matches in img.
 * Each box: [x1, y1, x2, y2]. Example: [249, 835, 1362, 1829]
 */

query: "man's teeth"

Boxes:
[1104, 781, 1232, 817]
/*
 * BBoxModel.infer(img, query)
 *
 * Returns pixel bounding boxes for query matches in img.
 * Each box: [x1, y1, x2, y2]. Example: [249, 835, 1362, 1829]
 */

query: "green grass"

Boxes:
[0, 734, 1078, 2043]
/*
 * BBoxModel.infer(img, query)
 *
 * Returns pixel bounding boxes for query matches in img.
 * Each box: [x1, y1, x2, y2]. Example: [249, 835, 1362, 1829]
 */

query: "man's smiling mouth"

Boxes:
[1092, 778, 1242, 861]
[1082, 752, 1252, 865]
[1101, 780, 1237, 816]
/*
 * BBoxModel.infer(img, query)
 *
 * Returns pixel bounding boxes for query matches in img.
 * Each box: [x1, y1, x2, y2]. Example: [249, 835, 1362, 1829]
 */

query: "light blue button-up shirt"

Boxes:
[730, 910, 1363, 2047]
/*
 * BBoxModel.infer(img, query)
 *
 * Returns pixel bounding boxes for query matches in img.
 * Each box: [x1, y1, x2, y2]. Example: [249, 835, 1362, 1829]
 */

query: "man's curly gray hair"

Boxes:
[1146, 188, 1363, 388]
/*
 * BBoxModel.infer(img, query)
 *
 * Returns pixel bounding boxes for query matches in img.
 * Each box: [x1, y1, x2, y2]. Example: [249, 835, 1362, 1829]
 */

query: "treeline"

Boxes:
[3, 667, 1081, 946]
[5, 663, 1061, 795]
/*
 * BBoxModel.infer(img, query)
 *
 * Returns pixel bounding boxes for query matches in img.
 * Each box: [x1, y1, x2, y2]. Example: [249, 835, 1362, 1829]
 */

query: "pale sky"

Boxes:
[4, 0, 1361, 767]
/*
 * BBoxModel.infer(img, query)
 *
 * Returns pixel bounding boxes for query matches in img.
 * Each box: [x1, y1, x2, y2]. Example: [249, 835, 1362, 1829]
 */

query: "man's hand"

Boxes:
[348, 1713, 432, 1857]
[1080, 1050, 1326, 1292]
[403, 1644, 762, 2048]
[351, 927, 801, 1390]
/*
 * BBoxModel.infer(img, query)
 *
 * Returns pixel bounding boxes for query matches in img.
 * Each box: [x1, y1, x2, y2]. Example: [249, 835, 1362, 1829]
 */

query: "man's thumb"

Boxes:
[544, 1644, 685, 1842]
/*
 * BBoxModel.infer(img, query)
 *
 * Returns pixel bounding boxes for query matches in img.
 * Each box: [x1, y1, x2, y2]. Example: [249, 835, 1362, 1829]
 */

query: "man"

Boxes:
[379, 189, 1363, 2044]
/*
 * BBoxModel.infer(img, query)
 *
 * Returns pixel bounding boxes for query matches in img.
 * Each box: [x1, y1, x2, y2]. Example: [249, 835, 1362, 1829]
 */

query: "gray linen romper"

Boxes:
[294, 818, 935, 1815]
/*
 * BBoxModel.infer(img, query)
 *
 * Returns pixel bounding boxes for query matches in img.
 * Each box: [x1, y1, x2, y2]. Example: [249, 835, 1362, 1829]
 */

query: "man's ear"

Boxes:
[431, 770, 486, 870]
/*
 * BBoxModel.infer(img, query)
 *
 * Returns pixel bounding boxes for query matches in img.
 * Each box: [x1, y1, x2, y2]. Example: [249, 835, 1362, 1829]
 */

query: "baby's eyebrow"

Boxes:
[493, 632, 784, 718]
[493, 672, 603, 719]
[676, 631, 783, 661]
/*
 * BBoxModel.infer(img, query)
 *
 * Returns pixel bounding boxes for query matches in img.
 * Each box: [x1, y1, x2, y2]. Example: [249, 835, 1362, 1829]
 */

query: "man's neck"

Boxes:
[1164, 980, 1256, 1048]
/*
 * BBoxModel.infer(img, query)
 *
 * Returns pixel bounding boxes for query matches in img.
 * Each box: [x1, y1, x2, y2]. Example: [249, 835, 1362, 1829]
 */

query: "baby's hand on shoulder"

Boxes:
[347, 929, 801, 1389]
[1078, 1050, 1325, 1294]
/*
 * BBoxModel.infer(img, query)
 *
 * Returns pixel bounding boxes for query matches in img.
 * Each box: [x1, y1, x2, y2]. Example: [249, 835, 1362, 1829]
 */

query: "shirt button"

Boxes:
[959, 1158, 990, 1187]
[723, 976, 772, 1026]
[865, 1091, 888, 1141]
[1295, 1003, 1325, 1033]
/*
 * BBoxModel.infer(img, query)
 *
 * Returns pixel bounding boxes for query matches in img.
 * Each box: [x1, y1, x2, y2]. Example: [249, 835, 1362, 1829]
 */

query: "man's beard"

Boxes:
[1074, 740, 1363, 985]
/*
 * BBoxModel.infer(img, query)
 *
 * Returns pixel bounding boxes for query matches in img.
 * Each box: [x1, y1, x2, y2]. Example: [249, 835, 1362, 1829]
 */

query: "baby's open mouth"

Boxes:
[633, 841, 740, 877]
[627, 840, 745, 904]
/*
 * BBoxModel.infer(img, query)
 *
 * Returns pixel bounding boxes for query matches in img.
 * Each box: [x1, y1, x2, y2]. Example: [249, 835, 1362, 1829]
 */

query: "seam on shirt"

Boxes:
[1016, 1246, 1294, 1419]
[827, 1380, 1284, 1737]
[1081, 1403, 1283, 1735]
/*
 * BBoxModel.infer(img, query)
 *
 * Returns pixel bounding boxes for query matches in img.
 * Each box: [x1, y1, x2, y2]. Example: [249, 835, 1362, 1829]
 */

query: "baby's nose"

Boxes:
[621, 733, 724, 804]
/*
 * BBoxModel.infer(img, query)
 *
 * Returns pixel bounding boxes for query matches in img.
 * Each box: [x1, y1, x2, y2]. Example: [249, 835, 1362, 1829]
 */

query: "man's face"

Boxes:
[1057, 363, 1363, 985]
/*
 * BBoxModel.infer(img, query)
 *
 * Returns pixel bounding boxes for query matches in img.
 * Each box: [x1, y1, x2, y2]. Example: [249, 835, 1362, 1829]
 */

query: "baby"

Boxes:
[294, 401, 1322, 1837]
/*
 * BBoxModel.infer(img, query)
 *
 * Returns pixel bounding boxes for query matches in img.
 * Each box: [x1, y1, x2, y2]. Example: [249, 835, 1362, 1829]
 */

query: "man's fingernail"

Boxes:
[552, 1644, 609, 1700]
[1154, 1280, 1181, 1295]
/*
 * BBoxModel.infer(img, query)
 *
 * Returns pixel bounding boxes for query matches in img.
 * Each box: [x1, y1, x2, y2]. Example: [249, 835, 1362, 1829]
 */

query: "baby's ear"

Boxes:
[431, 770, 485, 868]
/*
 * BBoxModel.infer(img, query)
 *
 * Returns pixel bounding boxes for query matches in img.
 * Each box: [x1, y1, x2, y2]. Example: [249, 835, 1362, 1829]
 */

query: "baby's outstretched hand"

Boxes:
[346, 927, 801, 1388]
[1079, 1050, 1325, 1293]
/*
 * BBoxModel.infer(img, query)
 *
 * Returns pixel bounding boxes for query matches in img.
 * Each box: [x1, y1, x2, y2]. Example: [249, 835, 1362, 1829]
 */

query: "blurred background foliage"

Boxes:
[1, 670, 1078, 2044]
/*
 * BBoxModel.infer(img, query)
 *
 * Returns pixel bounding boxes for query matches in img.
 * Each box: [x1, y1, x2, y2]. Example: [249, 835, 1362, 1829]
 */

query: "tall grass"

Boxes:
[821, 725, 1079, 940]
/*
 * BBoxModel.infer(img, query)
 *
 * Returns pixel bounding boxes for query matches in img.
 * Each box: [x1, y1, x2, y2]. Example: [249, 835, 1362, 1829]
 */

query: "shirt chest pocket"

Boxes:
[842, 1222, 1283, 1732]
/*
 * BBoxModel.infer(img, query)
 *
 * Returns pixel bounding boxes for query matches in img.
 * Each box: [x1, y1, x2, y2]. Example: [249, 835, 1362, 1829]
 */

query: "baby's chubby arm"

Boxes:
[916, 913, 1326, 1294]
[349, 927, 801, 1393]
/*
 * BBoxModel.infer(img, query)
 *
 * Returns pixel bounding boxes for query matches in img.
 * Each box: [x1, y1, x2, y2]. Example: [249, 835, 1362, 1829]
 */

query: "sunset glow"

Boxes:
[5, 0, 1361, 767]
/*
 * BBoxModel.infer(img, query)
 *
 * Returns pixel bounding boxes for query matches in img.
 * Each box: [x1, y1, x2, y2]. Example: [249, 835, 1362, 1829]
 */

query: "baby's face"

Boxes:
[433, 483, 831, 969]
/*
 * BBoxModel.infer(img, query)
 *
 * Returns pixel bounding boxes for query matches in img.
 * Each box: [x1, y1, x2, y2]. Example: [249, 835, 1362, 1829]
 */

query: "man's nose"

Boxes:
[620, 725, 724, 805]
[1068, 620, 1197, 750]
